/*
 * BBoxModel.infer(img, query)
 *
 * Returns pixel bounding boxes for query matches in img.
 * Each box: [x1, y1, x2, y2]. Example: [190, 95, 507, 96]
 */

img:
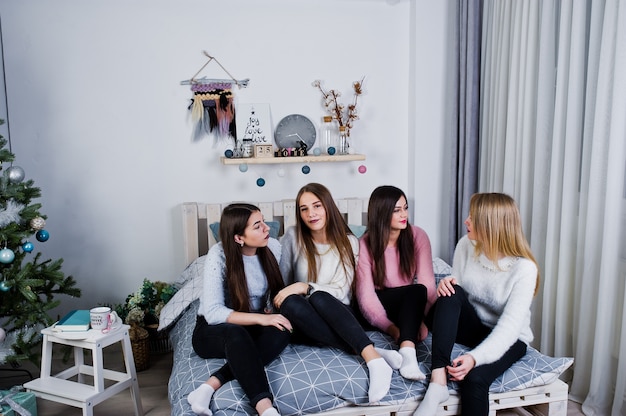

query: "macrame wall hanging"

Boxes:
[180, 51, 249, 143]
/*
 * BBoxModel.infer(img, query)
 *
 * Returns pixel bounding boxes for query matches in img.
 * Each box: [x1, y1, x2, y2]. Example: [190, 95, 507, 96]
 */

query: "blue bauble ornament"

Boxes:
[0, 281, 9, 292]
[313, 148, 322, 156]
[256, 178, 266, 187]
[301, 165, 311, 174]
[36, 230, 50, 242]
[22, 241, 34, 253]
[224, 149, 234, 158]
[239, 164, 249, 173]
[327, 147, 336, 155]
[0, 248, 15, 264]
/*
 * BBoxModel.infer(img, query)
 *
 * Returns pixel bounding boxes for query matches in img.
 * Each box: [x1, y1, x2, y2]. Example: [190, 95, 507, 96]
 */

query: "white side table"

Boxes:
[24, 324, 144, 416]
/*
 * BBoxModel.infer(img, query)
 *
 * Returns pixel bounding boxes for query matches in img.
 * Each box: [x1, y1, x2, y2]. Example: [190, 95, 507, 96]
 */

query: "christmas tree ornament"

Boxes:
[238, 164, 248, 173]
[256, 177, 266, 187]
[22, 241, 34, 252]
[328, 147, 336, 155]
[302, 165, 311, 174]
[0, 280, 9, 291]
[36, 229, 50, 242]
[30, 216, 46, 230]
[358, 165, 367, 174]
[6, 165, 25, 182]
[224, 149, 234, 158]
[0, 247, 15, 263]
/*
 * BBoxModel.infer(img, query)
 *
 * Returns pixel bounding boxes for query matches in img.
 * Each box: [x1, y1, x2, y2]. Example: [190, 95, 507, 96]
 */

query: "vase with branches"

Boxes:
[312, 77, 365, 139]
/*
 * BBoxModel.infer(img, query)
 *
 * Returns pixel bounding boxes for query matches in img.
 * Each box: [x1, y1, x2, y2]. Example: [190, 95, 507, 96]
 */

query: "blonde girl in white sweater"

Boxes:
[416, 193, 540, 416]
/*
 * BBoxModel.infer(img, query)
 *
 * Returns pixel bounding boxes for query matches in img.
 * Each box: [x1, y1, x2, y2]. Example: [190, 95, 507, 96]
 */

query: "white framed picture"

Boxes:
[236, 103, 272, 144]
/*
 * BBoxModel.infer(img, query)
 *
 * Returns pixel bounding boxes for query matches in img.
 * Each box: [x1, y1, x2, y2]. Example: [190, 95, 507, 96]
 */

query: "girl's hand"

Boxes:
[386, 324, 400, 342]
[446, 354, 475, 381]
[273, 282, 309, 308]
[258, 313, 293, 333]
[437, 276, 458, 297]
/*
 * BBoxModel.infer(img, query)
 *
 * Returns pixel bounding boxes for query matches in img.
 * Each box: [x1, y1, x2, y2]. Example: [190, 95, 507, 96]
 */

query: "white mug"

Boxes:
[90, 306, 121, 332]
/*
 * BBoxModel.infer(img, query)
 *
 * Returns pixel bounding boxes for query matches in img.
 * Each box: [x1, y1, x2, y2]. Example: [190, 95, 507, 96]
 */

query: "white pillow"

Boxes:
[158, 255, 206, 331]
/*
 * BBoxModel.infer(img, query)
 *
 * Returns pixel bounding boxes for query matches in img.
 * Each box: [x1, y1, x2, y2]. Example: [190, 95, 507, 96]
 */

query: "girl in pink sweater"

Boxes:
[356, 185, 437, 381]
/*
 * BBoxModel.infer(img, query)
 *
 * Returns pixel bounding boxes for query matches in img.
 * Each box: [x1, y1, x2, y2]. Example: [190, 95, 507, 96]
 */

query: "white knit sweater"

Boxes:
[279, 226, 359, 305]
[452, 235, 537, 366]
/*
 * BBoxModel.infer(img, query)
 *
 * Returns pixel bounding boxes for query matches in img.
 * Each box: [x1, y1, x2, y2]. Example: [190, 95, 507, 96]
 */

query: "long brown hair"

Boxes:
[365, 185, 415, 287]
[469, 193, 540, 294]
[295, 183, 356, 283]
[219, 203, 284, 312]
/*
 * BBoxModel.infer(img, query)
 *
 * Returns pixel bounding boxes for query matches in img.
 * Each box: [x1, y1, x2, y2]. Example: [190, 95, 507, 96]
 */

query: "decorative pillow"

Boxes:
[494, 346, 573, 391]
[417, 334, 573, 393]
[348, 224, 367, 238]
[158, 255, 206, 331]
[209, 221, 280, 242]
[432, 256, 452, 285]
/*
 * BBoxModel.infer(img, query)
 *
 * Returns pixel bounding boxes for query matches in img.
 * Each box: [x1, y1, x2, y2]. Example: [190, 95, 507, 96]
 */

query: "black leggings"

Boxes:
[375, 284, 427, 344]
[280, 291, 373, 354]
[191, 316, 290, 408]
[430, 285, 527, 416]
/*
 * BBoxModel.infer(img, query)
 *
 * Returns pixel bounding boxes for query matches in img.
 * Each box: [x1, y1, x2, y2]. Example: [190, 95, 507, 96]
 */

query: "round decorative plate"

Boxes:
[274, 114, 317, 149]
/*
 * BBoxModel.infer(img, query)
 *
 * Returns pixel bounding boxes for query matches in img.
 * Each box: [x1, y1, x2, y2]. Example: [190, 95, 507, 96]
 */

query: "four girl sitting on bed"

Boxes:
[187, 183, 539, 416]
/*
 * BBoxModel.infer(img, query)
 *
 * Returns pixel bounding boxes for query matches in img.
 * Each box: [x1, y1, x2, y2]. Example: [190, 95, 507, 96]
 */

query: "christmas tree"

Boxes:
[0, 119, 80, 366]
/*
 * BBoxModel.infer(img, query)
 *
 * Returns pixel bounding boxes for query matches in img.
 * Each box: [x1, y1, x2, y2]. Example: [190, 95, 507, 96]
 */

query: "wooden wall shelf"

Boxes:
[220, 154, 366, 165]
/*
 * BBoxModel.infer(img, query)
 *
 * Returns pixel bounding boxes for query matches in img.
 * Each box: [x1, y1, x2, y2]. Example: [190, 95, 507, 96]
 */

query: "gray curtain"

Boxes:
[447, 0, 483, 261]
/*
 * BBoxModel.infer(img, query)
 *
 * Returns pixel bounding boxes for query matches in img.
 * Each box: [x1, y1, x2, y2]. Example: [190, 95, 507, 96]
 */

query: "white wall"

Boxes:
[0, 0, 451, 313]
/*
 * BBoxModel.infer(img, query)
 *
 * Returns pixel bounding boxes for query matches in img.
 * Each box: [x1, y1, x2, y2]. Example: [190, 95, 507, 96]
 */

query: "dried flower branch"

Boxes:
[313, 77, 365, 136]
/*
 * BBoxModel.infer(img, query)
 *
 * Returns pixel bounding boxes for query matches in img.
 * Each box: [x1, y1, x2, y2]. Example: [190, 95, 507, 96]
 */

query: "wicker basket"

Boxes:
[146, 324, 172, 354]
[129, 325, 150, 372]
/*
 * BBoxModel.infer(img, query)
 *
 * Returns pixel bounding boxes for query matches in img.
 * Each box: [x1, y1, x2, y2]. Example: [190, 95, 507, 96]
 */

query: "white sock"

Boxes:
[187, 383, 214, 416]
[374, 347, 403, 370]
[366, 357, 392, 403]
[260, 407, 280, 416]
[399, 347, 426, 381]
[414, 383, 449, 416]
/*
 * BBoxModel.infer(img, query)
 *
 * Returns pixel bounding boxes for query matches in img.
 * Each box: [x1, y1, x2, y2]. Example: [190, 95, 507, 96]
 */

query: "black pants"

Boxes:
[375, 284, 427, 343]
[191, 316, 290, 407]
[280, 290, 373, 354]
[430, 285, 527, 416]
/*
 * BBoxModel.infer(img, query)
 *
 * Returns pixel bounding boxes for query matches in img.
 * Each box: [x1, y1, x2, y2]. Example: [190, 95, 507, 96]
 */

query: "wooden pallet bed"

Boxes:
[168, 199, 571, 416]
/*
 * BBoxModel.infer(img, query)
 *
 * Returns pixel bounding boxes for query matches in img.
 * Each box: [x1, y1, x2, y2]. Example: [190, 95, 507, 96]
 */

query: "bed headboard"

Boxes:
[180, 198, 369, 266]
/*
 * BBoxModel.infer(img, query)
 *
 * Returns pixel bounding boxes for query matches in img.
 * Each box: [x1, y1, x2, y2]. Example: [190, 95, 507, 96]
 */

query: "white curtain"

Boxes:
[480, 1, 626, 414]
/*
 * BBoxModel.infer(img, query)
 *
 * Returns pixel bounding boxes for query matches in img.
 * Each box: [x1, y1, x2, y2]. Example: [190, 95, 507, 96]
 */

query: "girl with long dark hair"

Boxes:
[188, 203, 291, 416]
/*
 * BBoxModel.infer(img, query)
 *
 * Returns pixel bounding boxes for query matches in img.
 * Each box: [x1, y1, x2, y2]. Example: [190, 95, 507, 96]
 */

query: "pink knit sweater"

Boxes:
[356, 225, 437, 333]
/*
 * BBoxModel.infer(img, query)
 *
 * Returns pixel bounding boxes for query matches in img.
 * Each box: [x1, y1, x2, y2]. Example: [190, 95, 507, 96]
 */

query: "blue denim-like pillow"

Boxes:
[209, 221, 280, 242]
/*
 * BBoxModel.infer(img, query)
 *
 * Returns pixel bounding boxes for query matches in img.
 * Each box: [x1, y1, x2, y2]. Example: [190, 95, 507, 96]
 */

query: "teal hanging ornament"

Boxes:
[36, 230, 49, 242]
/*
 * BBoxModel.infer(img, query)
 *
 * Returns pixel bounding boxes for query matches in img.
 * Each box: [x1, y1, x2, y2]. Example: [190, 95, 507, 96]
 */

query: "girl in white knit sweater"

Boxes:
[416, 193, 540, 416]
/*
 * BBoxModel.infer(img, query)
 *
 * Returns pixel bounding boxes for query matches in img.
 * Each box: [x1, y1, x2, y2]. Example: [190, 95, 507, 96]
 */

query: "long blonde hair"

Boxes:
[470, 193, 540, 294]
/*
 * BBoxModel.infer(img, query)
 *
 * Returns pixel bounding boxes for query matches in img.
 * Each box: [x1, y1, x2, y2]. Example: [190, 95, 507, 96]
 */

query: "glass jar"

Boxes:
[320, 116, 338, 154]
[338, 126, 349, 155]
[242, 139, 254, 158]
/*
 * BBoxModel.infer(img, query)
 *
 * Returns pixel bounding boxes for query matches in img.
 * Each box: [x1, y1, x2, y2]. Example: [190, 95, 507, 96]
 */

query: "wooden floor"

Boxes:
[2, 344, 584, 416]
